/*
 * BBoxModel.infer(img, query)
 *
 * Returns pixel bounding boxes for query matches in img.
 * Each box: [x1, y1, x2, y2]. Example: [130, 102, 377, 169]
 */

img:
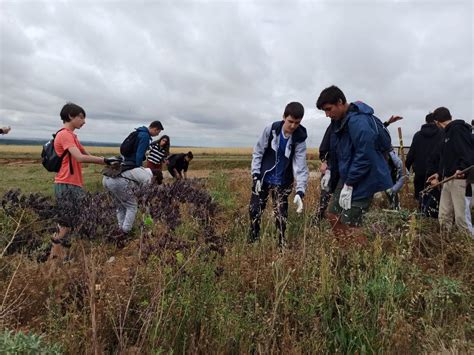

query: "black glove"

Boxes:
[104, 156, 123, 165]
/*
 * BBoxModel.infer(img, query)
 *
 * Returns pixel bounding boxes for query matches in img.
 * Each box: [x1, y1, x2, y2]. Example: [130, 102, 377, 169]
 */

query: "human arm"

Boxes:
[389, 150, 405, 193]
[292, 140, 309, 196]
[319, 124, 332, 165]
[0, 126, 11, 134]
[405, 133, 417, 172]
[68, 146, 105, 164]
[383, 115, 403, 128]
[251, 124, 272, 177]
[135, 132, 150, 167]
[344, 116, 373, 186]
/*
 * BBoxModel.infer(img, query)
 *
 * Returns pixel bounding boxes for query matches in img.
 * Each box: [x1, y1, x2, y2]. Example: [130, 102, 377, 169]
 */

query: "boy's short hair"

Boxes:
[60, 103, 86, 122]
[283, 102, 304, 119]
[149, 121, 164, 130]
[186, 151, 193, 159]
[425, 112, 434, 123]
[316, 85, 347, 110]
[432, 107, 452, 123]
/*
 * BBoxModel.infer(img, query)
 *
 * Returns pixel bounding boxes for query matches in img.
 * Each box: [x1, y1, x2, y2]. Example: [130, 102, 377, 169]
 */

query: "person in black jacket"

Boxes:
[427, 107, 474, 236]
[406, 113, 444, 216]
[167, 151, 193, 180]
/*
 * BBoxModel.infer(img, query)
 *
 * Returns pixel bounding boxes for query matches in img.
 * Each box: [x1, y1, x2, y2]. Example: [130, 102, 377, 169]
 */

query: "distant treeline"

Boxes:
[0, 138, 119, 147]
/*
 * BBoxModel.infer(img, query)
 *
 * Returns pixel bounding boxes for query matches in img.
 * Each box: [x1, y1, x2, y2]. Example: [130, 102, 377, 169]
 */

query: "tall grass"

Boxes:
[0, 167, 472, 353]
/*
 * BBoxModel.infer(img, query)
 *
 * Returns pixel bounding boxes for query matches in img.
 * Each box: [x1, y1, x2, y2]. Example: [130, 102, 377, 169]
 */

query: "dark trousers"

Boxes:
[249, 182, 292, 245]
[316, 189, 332, 221]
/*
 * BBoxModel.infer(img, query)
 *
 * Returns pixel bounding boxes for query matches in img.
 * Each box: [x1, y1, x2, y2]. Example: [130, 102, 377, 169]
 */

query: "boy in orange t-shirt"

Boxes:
[51, 103, 115, 258]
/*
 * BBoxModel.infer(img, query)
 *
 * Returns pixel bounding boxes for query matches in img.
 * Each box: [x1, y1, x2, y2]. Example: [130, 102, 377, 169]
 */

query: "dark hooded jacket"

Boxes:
[406, 123, 444, 179]
[432, 120, 474, 180]
[329, 102, 392, 200]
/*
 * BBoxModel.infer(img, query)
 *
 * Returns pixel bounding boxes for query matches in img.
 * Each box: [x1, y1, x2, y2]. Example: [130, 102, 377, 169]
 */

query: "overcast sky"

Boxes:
[0, 0, 472, 147]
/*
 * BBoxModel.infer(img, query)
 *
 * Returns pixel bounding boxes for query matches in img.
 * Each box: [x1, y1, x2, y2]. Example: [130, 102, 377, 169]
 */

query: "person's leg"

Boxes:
[50, 184, 84, 260]
[315, 190, 332, 222]
[438, 180, 455, 232]
[103, 177, 128, 231]
[451, 179, 473, 236]
[248, 183, 270, 242]
[272, 185, 292, 247]
[155, 170, 164, 185]
[327, 183, 371, 244]
[121, 199, 138, 233]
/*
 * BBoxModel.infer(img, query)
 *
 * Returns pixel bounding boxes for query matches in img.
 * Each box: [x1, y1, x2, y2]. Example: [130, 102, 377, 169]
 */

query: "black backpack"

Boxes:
[41, 128, 74, 173]
[120, 130, 139, 156]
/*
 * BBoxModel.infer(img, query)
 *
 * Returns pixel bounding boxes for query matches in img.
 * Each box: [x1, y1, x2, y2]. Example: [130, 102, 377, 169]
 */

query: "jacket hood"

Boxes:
[445, 119, 472, 134]
[349, 101, 375, 115]
[336, 101, 375, 133]
[136, 126, 149, 133]
[419, 123, 440, 137]
[273, 120, 307, 143]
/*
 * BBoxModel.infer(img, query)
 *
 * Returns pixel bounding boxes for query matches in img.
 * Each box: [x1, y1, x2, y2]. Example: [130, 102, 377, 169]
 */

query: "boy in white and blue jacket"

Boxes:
[248, 102, 309, 248]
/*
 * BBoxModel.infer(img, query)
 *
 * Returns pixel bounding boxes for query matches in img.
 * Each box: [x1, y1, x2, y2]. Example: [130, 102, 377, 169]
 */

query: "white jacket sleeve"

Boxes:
[251, 125, 272, 176]
[292, 140, 309, 194]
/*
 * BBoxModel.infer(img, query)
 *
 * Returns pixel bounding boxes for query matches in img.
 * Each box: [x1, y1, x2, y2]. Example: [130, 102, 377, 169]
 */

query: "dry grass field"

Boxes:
[0, 144, 472, 354]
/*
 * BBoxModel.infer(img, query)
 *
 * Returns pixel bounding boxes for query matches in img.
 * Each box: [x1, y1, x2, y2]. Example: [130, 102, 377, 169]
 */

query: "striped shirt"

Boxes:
[147, 144, 168, 164]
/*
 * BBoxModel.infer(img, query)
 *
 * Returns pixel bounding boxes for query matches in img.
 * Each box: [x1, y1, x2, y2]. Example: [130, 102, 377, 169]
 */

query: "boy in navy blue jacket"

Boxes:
[249, 102, 309, 248]
[122, 121, 163, 168]
[316, 86, 392, 240]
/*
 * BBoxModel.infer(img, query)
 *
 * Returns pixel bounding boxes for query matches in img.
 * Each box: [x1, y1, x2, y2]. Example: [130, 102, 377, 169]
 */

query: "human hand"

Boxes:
[455, 170, 465, 178]
[252, 174, 262, 194]
[387, 115, 403, 125]
[293, 193, 303, 213]
[426, 173, 439, 186]
[319, 161, 328, 174]
[339, 184, 353, 210]
[1, 126, 11, 134]
[104, 156, 123, 166]
[320, 170, 331, 192]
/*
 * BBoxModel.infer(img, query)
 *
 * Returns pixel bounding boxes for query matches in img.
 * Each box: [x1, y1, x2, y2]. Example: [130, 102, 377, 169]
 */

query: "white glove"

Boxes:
[320, 170, 331, 192]
[339, 184, 353, 210]
[293, 194, 303, 213]
[254, 179, 262, 194]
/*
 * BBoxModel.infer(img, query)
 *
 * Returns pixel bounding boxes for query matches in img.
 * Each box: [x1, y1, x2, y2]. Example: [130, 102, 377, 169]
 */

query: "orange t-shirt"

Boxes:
[54, 128, 86, 187]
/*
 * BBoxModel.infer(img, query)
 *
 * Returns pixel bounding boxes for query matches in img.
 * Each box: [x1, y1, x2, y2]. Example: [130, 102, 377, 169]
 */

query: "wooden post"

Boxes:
[397, 127, 409, 195]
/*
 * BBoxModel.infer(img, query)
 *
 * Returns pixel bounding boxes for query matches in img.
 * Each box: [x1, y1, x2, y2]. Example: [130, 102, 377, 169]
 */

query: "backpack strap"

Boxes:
[55, 128, 74, 175]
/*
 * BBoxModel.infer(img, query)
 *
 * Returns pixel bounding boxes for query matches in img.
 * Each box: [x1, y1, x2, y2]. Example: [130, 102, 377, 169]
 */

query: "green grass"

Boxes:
[0, 150, 472, 353]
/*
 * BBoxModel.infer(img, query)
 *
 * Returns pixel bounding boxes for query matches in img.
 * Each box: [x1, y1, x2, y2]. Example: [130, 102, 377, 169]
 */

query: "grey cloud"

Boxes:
[0, 0, 472, 147]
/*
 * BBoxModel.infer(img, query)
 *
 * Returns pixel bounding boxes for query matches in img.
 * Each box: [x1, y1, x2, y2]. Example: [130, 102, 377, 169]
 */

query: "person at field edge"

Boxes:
[249, 102, 309, 248]
[405, 112, 444, 217]
[316, 85, 392, 242]
[50, 103, 117, 258]
[426, 107, 474, 237]
[317, 115, 403, 222]
[0, 126, 11, 134]
[146, 135, 170, 185]
[167, 151, 193, 180]
[122, 121, 163, 169]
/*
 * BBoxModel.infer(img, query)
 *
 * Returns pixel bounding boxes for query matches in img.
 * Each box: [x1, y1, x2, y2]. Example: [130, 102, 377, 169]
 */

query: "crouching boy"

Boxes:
[248, 102, 309, 248]
[103, 166, 153, 246]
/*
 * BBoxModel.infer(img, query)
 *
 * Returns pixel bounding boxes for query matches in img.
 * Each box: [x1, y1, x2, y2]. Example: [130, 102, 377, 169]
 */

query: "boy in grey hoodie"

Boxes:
[249, 102, 309, 248]
[103, 167, 153, 244]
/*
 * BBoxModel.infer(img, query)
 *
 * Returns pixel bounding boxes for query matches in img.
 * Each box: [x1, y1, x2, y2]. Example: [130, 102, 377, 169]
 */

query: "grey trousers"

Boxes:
[103, 176, 138, 233]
